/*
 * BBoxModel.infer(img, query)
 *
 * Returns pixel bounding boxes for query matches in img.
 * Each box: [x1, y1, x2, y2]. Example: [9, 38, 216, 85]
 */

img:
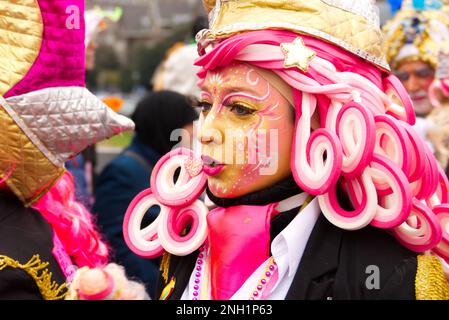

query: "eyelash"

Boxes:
[198, 101, 256, 116]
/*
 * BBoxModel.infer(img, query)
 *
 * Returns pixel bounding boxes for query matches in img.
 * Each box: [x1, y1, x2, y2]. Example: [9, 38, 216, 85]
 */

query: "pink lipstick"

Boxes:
[201, 155, 225, 176]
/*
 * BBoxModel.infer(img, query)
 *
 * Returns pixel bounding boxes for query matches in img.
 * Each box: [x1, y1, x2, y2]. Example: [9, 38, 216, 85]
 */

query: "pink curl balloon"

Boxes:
[123, 188, 165, 259]
[432, 204, 449, 261]
[123, 189, 209, 258]
[369, 155, 412, 229]
[374, 115, 411, 187]
[383, 75, 415, 125]
[150, 148, 207, 207]
[433, 204, 449, 261]
[336, 102, 375, 179]
[158, 200, 209, 256]
[414, 145, 439, 200]
[401, 122, 426, 183]
[292, 92, 343, 195]
[394, 199, 443, 252]
[293, 127, 343, 195]
[318, 169, 377, 230]
[436, 168, 449, 204]
[319, 154, 412, 230]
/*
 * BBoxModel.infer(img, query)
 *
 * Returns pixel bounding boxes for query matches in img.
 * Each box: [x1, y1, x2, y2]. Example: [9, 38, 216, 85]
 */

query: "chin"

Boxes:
[413, 99, 432, 117]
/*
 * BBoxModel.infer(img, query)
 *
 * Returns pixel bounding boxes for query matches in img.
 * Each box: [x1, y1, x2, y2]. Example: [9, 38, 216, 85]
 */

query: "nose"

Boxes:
[198, 108, 223, 145]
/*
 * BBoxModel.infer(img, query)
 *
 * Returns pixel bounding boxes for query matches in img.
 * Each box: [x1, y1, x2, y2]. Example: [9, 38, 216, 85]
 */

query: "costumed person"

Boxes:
[426, 47, 449, 172]
[383, 0, 449, 152]
[424, 0, 449, 173]
[123, 0, 449, 300]
[93, 90, 198, 299]
[0, 0, 146, 300]
[152, 16, 209, 100]
[66, 6, 123, 209]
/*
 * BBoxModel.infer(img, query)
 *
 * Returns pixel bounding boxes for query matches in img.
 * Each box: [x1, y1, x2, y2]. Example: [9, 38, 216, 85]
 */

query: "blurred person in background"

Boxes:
[152, 15, 208, 100]
[93, 90, 198, 298]
[66, 7, 123, 209]
[383, 0, 449, 153]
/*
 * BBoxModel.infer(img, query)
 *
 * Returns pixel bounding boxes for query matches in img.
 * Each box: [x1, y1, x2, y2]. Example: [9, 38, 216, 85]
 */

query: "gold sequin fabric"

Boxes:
[0, 255, 67, 300]
[415, 255, 449, 300]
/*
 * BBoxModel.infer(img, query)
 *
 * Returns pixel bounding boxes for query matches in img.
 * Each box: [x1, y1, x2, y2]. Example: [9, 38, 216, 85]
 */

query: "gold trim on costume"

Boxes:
[0, 255, 67, 300]
[415, 255, 449, 300]
[160, 252, 172, 284]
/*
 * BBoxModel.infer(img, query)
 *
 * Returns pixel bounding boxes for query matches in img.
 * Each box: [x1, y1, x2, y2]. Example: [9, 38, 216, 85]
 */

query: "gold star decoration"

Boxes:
[280, 37, 317, 73]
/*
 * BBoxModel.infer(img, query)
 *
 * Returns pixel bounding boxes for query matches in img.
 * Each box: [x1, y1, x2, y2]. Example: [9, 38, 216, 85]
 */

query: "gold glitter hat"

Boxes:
[382, 0, 449, 70]
[200, 0, 390, 71]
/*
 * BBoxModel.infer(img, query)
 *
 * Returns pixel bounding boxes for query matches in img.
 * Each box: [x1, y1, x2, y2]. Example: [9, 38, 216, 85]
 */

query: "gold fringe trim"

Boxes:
[415, 255, 449, 300]
[160, 252, 171, 284]
[300, 195, 315, 213]
[0, 255, 67, 300]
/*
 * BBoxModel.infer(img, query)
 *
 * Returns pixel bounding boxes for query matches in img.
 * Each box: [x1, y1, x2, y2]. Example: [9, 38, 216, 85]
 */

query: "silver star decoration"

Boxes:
[280, 37, 317, 73]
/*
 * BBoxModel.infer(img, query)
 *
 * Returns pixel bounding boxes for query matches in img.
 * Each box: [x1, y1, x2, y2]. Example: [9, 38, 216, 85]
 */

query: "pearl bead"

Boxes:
[261, 279, 267, 284]
[194, 285, 199, 290]
[269, 265, 275, 271]
[257, 285, 263, 291]
[193, 291, 199, 296]
[265, 272, 271, 277]
[196, 266, 202, 271]
[253, 291, 259, 297]
[198, 253, 204, 259]
[198, 260, 203, 265]
[194, 279, 200, 284]
[195, 272, 201, 277]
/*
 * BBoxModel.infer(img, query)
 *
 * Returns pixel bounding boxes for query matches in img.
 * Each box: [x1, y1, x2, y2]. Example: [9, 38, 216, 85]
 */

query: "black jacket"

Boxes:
[156, 214, 417, 300]
[0, 192, 67, 300]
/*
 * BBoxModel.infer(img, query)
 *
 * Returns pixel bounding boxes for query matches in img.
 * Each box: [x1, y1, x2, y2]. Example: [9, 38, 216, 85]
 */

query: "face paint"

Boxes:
[198, 62, 295, 198]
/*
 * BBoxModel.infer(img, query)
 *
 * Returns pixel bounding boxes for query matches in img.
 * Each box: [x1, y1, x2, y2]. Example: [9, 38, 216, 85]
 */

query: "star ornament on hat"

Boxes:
[0, 0, 134, 205]
[280, 37, 317, 72]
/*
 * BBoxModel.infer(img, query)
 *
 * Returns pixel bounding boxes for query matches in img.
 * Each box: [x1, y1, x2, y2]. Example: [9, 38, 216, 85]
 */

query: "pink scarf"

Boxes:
[207, 203, 278, 300]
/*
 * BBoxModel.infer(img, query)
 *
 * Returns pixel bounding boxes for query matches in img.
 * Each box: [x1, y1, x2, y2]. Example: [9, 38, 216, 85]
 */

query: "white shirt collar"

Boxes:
[272, 195, 321, 278]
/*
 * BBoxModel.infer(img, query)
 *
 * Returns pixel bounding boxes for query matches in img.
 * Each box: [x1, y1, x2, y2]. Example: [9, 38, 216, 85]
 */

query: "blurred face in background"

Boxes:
[198, 62, 294, 198]
[395, 60, 435, 117]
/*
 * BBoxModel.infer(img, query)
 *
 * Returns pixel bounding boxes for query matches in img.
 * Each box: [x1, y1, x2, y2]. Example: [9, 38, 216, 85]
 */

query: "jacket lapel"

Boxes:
[285, 214, 343, 299]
